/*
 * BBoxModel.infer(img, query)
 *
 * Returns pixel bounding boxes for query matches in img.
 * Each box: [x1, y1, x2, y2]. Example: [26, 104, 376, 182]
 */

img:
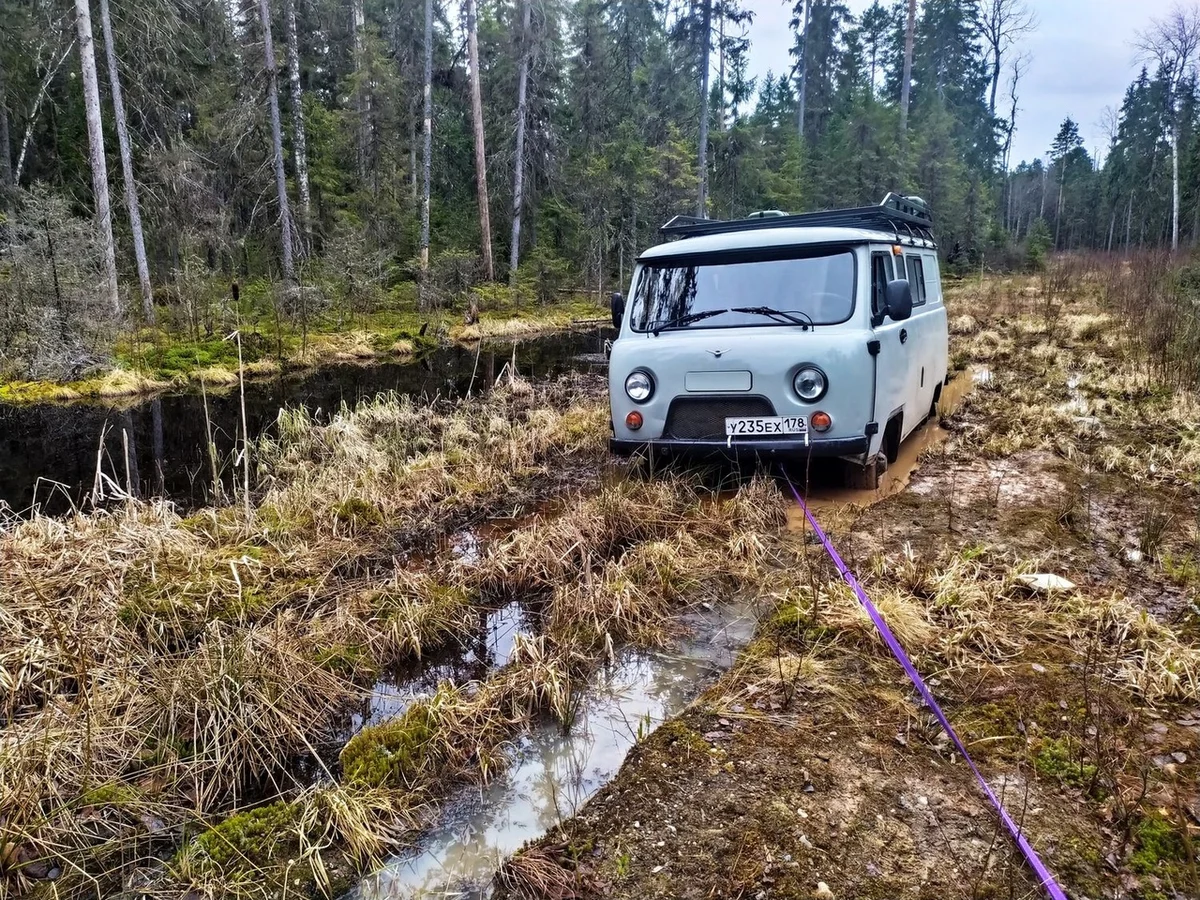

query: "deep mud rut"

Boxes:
[491, 281, 1200, 900]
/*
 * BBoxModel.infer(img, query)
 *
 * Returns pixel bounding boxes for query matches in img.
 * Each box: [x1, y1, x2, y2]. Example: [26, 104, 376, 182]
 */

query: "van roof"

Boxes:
[639, 225, 926, 262]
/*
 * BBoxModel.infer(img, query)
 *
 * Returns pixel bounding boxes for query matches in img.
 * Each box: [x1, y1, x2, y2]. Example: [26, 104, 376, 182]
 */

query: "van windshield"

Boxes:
[629, 249, 856, 333]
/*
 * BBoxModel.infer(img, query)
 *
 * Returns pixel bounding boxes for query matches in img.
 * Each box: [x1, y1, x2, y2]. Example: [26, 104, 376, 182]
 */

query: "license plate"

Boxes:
[724, 416, 808, 436]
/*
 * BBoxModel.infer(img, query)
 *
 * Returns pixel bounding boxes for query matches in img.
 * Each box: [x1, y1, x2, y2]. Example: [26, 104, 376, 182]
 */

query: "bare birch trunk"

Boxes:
[1171, 124, 1180, 250]
[465, 0, 494, 280]
[75, 0, 120, 315]
[696, 0, 711, 217]
[509, 0, 531, 282]
[257, 0, 296, 283]
[900, 0, 917, 137]
[97, 0, 154, 323]
[284, 0, 311, 248]
[419, 0, 433, 286]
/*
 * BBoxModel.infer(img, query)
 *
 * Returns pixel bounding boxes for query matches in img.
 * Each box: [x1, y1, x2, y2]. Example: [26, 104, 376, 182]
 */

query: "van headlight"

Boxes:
[624, 371, 654, 403]
[793, 366, 827, 402]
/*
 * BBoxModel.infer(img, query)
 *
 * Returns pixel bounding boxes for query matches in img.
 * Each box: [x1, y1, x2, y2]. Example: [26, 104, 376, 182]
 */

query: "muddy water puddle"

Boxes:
[785, 367, 985, 526]
[348, 600, 759, 899]
[352, 602, 531, 733]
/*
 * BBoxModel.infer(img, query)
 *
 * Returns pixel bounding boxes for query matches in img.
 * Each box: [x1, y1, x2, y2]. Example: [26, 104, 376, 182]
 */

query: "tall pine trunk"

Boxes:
[509, 0, 531, 282]
[899, 0, 916, 137]
[97, 0, 154, 323]
[75, 0, 120, 315]
[257, 0, 296, 284]
[796, 0, 810, 139]
[419, 0, 433, 294]
[284, 0, 311, 249]
[465, 0, 494, 280]
[696, 0, 711, 217]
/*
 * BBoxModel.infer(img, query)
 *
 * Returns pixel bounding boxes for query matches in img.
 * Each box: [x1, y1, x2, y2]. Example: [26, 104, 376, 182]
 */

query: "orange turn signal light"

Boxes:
[811, 411, 832, 432]
[625, 411, 644, 431]
[892, 244, 904, 256]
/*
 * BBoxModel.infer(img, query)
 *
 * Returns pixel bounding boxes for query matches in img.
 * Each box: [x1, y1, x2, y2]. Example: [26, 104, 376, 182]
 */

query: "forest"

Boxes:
[0, 0, 1199, 384]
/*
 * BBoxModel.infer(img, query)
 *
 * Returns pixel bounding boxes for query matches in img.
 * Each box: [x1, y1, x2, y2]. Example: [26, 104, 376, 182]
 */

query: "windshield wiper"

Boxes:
[731, 306, 813, 329]
[650, 308, 730, 335]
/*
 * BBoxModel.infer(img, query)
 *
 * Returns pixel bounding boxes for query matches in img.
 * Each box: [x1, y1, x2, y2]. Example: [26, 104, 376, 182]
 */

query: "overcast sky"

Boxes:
[742, 0, 1182, 168]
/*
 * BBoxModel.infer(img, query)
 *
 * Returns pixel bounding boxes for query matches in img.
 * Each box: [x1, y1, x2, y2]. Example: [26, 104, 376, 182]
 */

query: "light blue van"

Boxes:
[607, 194, 949, 488]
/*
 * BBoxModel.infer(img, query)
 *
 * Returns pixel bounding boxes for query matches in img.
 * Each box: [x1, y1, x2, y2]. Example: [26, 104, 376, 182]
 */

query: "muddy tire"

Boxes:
[844, 454, 887, 490]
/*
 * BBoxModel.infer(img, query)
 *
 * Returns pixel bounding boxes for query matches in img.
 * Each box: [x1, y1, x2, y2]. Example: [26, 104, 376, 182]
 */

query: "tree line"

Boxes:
[1007, 7, 1200, 259]
[3, 0, 1175, 382]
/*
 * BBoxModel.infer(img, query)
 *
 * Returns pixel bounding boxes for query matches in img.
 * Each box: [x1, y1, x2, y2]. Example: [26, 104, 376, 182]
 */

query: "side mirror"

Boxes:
[610, 292, 625, 331]
[885, 279, 913, 322]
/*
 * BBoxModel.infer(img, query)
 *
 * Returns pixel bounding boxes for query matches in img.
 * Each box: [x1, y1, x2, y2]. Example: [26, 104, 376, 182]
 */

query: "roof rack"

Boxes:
[659, 193, 936, 247]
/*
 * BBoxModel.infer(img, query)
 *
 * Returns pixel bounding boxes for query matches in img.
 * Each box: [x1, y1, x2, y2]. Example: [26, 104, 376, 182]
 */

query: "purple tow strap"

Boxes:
[783, 474, 1068, 900]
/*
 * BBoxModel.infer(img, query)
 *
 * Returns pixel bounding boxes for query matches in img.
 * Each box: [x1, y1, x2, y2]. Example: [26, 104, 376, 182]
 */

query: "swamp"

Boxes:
[2, 255, 1199, 900]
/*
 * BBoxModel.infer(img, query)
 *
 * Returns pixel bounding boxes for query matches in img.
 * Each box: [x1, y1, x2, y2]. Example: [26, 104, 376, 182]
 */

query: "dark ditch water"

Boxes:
[0, 329, 612, 515]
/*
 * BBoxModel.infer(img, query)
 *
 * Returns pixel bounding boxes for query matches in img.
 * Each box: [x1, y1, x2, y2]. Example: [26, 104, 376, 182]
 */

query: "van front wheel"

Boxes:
[844, 454, 888, 490]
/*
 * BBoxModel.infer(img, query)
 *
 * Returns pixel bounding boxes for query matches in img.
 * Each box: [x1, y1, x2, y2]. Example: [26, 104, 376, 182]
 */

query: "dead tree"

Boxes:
[976, 0, 1038, 118]
[465, 0, 494, 280]
[509, 0, 531, 282]
[284, 0, 312, 249]
[74, 0, 120, 315]
[256, 0, 297, 283]
[97, 0, 154, 322]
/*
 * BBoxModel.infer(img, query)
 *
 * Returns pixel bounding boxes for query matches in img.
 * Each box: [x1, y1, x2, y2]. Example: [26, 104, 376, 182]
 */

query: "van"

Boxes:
[607, 193, 949, 488]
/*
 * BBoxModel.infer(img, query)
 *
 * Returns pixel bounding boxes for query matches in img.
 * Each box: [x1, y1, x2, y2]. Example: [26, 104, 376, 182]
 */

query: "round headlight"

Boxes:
[625, 371, 654, 403]
[793, 366, 827, 402]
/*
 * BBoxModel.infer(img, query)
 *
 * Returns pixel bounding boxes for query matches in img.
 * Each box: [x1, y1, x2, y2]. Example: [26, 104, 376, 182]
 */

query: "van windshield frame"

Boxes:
[628, 245, 858, 334]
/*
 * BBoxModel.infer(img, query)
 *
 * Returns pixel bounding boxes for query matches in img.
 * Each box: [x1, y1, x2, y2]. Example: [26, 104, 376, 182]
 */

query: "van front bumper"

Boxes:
[609, 435, 870, 459]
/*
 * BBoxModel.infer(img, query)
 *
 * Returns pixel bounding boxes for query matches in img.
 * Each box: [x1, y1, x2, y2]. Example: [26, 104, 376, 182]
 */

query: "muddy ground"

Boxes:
[497, 277, 1200, 900]
[4, 271, 1198, 900]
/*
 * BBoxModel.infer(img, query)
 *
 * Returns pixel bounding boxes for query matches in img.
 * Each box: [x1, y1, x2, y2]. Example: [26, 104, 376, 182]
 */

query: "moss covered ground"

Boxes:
[0, 293, 607, 403]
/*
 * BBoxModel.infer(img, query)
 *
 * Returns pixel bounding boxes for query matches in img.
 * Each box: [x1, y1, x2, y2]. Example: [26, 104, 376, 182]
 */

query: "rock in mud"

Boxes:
[814, 881, 835, 899]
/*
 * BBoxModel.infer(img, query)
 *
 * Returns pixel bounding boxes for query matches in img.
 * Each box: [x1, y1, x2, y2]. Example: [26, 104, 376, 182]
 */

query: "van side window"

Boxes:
[906, 256, 927, 306]
[870, 252, 891, 322]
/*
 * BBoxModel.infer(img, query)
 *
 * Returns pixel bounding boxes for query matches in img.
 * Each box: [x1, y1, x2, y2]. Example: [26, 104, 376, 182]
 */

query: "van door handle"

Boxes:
[899, 328, 908, 344]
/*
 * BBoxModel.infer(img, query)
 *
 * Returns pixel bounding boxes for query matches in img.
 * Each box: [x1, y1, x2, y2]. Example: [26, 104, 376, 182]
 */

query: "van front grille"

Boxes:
[663, 396, 776, 440]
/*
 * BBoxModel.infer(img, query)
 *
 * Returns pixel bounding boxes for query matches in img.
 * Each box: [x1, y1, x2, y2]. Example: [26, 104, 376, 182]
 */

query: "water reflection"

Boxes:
[350, 600, 758, 900]
[0, 330, 611, 515]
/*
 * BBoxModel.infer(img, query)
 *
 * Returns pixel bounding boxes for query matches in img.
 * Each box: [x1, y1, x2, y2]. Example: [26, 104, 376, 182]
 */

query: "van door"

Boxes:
[902, 253, 931, 423]
[869, 249, 909, 460]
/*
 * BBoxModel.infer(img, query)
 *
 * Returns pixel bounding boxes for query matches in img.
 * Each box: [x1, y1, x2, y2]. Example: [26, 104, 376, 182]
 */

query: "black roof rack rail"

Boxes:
[659, 193, 936, 246]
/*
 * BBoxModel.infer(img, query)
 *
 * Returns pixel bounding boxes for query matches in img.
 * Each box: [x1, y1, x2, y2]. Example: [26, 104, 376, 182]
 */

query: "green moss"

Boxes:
[340, 701, 440, 788]
[78, 781, 141, 807]
[1033, 736, 1096, 787]
[1130, 811, 1188, 877]
[191, 800, 300, 869]
[332, 497, 384, 529]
